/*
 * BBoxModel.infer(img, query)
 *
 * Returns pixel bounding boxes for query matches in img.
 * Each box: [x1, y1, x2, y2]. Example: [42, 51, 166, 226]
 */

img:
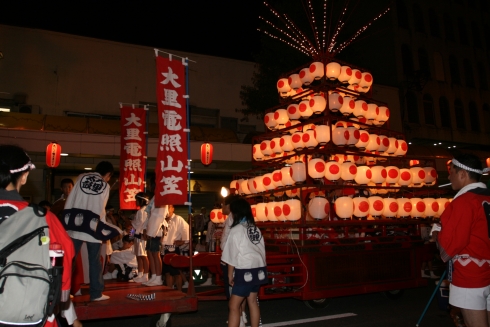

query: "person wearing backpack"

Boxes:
[0, 144, 75, 327]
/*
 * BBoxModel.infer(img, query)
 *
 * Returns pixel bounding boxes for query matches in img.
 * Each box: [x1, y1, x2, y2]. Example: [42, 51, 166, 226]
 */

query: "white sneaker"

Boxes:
[182, 281, 189, 288]
[92, 294, 110, 301]
[242, 312, 247, 324]
[239, 316, 245, 327]
[145, 276, 163, 286]
[103, 272, 113, 280]
[133, 275, 148, 283]
[142, 275, 156, 285]
[201, 277, 213, 286]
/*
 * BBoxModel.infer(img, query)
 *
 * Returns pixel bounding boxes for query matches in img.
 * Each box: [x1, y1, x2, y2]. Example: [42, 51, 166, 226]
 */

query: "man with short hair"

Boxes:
[51, 178, 74, 218]
[433, 154, 490, 327]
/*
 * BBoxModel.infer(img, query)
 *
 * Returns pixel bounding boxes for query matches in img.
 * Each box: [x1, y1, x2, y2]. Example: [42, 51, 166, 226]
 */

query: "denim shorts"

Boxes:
[145, 236, 162, 253]
[231, 283, 260, 297]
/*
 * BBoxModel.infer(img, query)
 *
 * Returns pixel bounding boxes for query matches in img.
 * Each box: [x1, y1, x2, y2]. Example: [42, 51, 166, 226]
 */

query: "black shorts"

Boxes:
[162, 247, 181, 276]
[145, 236, 162, 253]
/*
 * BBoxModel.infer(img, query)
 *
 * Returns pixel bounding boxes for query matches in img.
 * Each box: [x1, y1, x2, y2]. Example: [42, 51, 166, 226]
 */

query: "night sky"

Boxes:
[0, 1, 263, 62]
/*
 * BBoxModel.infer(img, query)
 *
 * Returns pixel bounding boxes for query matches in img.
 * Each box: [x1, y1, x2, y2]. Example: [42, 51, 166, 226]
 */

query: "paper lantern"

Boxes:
[325, 62, 341, 80]
[366, 133, 380, 152]
[279, 135, 294, 152]
[410, 167, 425, 185]
[291, 131, 305, 151]
[300, 129, 317, 149]
[346, 126, 360, 146]
[340, 161, 357, 181]
[306, 158, 324, 179]
[262, 173, 275, 191]
[287, 103, 301, 120]
[288, 73, 302, 90]
[285, 187, 300, 198]
[365, 103, 378, 122]
[265, 202, 277, 221]
[423, 198, 439, 217]
[247, 178, 257, 194]
[230, 180, 238, 194]
[486, 158, 490, 169]
[287, 120, 302, 135]
[240, 179, 251, 195]
[284, 199, 302, 221]
[235, 178, 244, 194]
[359, 72, 373, 90]
[353, 155, 366, 165]
[280, 166, 295, 186]
[410, 160, 420, 167]
[299, 67, 314, 85]
[308, 197, 330, 220]
[354, 166, 372, 185]
[277, 78, 291, 97]
[328, 92, 343, 112]
[291, 162, 306, 184]
[370, 166, 387, 184]
[250, 204, 258, 222]
[256, 203, 268, 222]
[385, 138, 398, 155]
[267, 138, 281, 155]
[353, 197, 369, 217]
[272, 201, 285, 221]
[210, 209, 221, 223]
[348, 69, 362, 85]
[309, 62, 324, 80]
[46, 142, 62, 168]
[377, 135, 389, 153]
[353, 100, 368, 118]
[338, 65, 352, 83]
[252, 144, 264, 161]
[385, 166, 400, 184]
[410, 198, 425, 218]
[274, 109, 289, 128]
[398, 168, 412, 186]
[378, 106, 390, 124]
[260, 140, 272, 157]
[355, 130, 370, 150]
[435, 198, 450, 217]
[339, 96, 355, 116]
[309, 95, 326, 114]
[264, 112, 277, 130]
[332, 125, 349, 146]
[394, 140, 408, 156]
[423, 167, 437, 185]
[397, 198, 412, 218]
[369, 196, 384, 217]
[325, 160, 342, 181]
[314, 125, 331, 145]
[299, 99, 313, 118]
[383, 198, 398, 218]
[271, 170, 284, 188]
[334, 197, 354, 219]
[302, 123, 316, 132]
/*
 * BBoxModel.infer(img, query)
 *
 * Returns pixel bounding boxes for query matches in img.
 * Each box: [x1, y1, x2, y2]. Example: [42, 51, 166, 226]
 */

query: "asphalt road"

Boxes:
[83, 285, 454, 327]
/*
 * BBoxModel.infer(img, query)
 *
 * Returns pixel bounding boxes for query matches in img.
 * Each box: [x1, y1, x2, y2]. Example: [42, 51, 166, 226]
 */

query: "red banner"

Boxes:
[155, 56, 188, 206]
[119, 106, 147, 209]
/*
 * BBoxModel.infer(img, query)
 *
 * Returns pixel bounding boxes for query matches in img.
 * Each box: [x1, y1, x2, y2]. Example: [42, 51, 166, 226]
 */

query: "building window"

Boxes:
[413, 4, 426, 33]
[423, 94, 436, 125]
[449, 56, 461, 84]
[406, 92, 419, 123]
[454, 99, 466, 129]
[468, 101, 480, 132]
[471, 22, 482, 48]
[458, 17, 469, 45]
[443, 14, 455, 41]
[396, 0, 410, 29]
[463, 59, 476, 87]
[401, 44, 414, 76]
[428, 9, 441, 37]
[477, 62, 488, 90]
[418, 48, 431, 78]
[439, 96, 451, 128]
[433, 52, 445, 81]
[221, 116, 238, 131]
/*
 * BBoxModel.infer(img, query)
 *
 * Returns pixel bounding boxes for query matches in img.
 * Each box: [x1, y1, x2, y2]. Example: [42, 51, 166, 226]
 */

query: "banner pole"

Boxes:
[144, 104, 149, 193]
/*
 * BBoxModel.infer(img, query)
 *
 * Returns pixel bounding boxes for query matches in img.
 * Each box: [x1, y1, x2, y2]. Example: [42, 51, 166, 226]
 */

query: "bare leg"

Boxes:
[142, 255, 149, 273]
[228, 295, 245, 327]
[461, 308, 488, 327]
[246, 292, 260, 327]
[153, 252, 162, 276]
[148, 252, 156, 277]
[174, 274, 183, 291]
[166, 273, 173, 288]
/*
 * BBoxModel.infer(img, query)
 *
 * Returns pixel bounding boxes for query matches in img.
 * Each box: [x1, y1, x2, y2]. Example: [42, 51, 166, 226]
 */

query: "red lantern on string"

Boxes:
[200, 143, 213, 165]
[46, 142, 62, 168]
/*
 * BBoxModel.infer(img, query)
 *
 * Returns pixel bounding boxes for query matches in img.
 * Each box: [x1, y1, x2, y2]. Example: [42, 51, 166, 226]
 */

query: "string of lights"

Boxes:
[258, 16, 312, 55]
[321, 0, 328, 52]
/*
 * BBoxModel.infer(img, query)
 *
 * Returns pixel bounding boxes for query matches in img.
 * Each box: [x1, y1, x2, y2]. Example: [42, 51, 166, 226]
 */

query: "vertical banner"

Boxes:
[155, 56, 188, 206]
[119, 106, 147, 209]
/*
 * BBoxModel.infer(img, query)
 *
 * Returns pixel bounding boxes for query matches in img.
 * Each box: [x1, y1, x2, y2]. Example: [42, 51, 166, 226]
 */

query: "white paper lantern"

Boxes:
[397, 198, 412, 218]
[335, 197, 354, 219]
[230, 180, 238, 193]
[370, 166, 387, 184]
[279, 135, 294, 152]
[291, 131, 305, 150]
[378, 106, 390, 124]
[277, 78, 291, 97]
[285, 188, 300, 198]
[340, 161, 357, 181]
[353, 155, 366, 165]
[308, 197, 330, 220]
[288, 73, 302, 90]
[253, 144, 263, 161]
[353, 197, 369, 217]
[385, 166, 400, 184]
[339, 96, 355, 116]
[314, 125, 331, 145]
[368, 196, 384, 217]
[264, 112, 277, 130]
[308, 158, 326, 179]
[299, 67, 314, 85]
[410, 167, 425, 185]
[325, 62, 341, 80]
[284, 199, 302, 221]
[309, 62, 324, 80]
[354, 166, 372, 185]
[287, 120, 302, 135]
[309, 95, 327, 114]
[272, 170, 283, 188]
[377, 135, 389, 153]
[328, 92, 343, 112]
[359, 72, 373, 90]
[247, 178, 257, 194]
[260, 140, 272, 157]
[210, 209, 221, 223]
[394, 140, 408, 156]
[353, 100, 368, 118]
[302, 129, 318, 149]
[386, 138, 399, 155]
[291, 161, 306, 184]
[365, 103, 378, 122]
[348, 69, 362, 85]
[355, 130, 370, 150]
[346, 126, 360, 146]
[398, 168, 412, 186]
[423, 167, 437, 185]
[240, 179, 251, 195]
[410, 198, 425, 218]
[435, 198, 450, 217]
[383, 198, 398, 218]
[250, 204, 258, 222]
[262, 173, 275, 191]
[325, 160, 342, 181]
[332, 125, 348, 146]
[299, 99, 313, 118]
[256, 203, 268, 222]
[270, 137, 282, 154]
[274, 109, 289, 128]
[365, 133, 380, 152]
[272, 201, 286, 221]
[280, 166, 295, 186]
[287, 103, 301, 120]
[266, 202, 277, 221]
[338, 65, 352, 83]
[423, 198, 439, 217]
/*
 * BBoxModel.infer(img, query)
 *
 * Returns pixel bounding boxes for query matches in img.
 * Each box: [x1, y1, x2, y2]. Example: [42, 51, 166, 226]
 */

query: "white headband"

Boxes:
[9, 162, 36, 174]
[451, 158, 489, 175]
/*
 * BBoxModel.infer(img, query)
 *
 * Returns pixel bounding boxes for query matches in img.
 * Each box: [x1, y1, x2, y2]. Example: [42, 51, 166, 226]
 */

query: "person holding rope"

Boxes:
[432, 154, 490, 327]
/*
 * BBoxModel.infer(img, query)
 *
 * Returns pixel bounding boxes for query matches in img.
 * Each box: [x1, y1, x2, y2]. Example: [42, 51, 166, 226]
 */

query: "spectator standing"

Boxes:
[51, 178, 74, 218]
[132, 192, 150, 283]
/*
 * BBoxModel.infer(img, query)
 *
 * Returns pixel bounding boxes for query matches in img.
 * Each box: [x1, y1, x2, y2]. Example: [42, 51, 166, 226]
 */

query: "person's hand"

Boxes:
[228, 277, 234, 287]
[142, 229, 148, 240]
[73, 319, 83, 327]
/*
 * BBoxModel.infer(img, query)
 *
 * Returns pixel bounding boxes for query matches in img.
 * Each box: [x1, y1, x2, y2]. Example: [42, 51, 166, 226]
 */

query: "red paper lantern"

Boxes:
[200, 143, 213, 165]
[46, 142, 62, 168]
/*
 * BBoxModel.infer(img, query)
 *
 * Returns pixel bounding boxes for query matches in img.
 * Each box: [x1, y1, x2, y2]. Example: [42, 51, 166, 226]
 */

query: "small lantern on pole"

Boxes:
[46, 142, 62, 168]
[200, 143, 214, 166]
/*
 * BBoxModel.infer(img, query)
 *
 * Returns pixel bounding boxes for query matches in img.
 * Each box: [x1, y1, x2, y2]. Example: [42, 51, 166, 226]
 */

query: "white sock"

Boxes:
[137, 272, 143, 278]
